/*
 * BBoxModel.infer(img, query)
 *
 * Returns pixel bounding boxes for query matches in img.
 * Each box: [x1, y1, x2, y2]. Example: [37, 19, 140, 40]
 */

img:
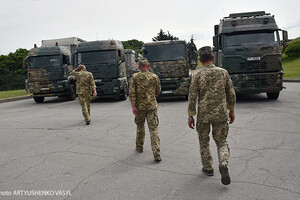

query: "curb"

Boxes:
[283, 79, 300, 82]
[0, 95, 32, 103]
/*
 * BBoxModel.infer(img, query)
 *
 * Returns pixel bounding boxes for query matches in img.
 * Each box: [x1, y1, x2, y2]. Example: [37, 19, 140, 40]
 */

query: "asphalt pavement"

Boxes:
[0, 82, 299, 200]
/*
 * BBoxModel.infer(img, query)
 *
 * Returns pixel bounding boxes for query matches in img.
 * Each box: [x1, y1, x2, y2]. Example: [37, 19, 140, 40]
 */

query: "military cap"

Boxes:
[139, 58, 149, 67]
[199, 46, 213, 55]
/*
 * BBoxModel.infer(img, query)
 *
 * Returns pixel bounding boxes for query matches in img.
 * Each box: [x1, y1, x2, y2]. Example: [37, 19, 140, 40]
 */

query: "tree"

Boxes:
[152, 29, 179, 41]
[0, 48, 28, 90]
[122, 39, 144, 53]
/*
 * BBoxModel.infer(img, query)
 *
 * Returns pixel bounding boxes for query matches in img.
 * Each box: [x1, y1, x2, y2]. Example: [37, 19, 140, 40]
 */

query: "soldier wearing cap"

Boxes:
[187, 46, 236, 185]
[129, 58, 162, 162]
[71, 64, 97, 125]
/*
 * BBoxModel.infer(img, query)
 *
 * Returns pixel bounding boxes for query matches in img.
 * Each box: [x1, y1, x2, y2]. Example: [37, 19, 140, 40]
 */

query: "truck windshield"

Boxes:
[144, 44, 186, 62]
[224, 31, 279, 47]
[77, 50, 116, 64]
[28, 56, 61, 68]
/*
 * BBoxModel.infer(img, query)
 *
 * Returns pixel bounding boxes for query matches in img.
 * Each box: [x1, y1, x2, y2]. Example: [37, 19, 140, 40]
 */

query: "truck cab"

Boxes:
[142, 40, 191, 98]
[74, 40, 128, 100]
[213, 11, 288, 99]
[25, 37, 85, 103]
[26, 46, 76, 103]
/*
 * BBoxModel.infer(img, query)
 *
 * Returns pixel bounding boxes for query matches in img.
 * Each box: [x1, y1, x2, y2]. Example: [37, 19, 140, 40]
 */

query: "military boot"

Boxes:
[136, 146, 143, 153]
[202, 168, 214, 176]
[154, 155, 161, 162]
[219, 165, 231, 185]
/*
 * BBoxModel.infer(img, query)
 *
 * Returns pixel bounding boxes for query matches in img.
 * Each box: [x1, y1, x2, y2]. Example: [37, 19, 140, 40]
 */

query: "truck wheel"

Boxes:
[119, 88, 127, 101]
[267, 92, 279, 100]
[34, 97, 44, 103]
[67, 84, 76, 101]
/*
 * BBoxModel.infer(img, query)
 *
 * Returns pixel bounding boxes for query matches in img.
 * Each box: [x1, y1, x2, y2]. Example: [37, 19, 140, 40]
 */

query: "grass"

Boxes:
[283, 56, 300, 79]
[0, 89, 29, 100]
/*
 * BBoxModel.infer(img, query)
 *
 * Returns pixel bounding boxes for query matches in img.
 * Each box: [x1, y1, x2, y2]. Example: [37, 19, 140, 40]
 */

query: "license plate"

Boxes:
[247, 57, 261, 61]
[94, 79, 102, 83]
[40, 88, 50, 91]
[161, 90, 173, 94]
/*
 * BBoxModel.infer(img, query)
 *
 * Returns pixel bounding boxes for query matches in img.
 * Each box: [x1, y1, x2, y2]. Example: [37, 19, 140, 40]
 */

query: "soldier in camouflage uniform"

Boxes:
[188, 46, 236, 185]
[70, 65, 97, 125]
[129, 58, 162, 162]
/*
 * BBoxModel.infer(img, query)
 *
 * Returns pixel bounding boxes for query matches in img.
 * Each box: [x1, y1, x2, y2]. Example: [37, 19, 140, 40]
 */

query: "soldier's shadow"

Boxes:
[236, 94, 272, 103]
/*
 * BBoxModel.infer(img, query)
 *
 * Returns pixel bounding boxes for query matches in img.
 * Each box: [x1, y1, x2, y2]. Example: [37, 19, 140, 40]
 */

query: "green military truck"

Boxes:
[25, 37, 85, 103]
[213, 11, 288, 99]
[74, 40, 128, 100]
[141, 40, 192, 98]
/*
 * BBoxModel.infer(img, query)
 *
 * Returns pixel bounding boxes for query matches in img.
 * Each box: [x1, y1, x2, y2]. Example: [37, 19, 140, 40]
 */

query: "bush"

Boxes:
[284, 37, 300, 57]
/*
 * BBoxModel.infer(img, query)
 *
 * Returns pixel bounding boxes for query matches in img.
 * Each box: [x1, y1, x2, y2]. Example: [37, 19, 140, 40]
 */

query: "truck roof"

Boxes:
[41, 37, 86, 47]
[76, 40, 124, 52]
[28, 46, 71, 57]
[143, 40, 186, 47]
[218, 11, 278, 34]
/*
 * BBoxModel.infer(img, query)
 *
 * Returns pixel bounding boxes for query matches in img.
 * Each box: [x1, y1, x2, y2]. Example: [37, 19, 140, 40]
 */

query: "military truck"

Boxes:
[25, 37, 85, 103]
[74, 40, 128, 100]
[141, 40, 191, 98]
[213, 11, 288, 99]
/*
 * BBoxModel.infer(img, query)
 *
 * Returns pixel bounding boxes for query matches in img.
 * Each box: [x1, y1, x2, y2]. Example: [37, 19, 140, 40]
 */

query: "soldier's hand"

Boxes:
[93, 91, 97, 97]
[188, 116, 195, 129]
[229, 110, 235, 124]
[132, 107, 139, 116]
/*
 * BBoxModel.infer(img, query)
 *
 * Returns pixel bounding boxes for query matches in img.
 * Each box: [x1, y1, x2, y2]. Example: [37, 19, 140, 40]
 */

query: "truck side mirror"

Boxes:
[213, 36, 218, 48]
[214, 25, 219, 36]
[282, 30, 288, 42]
[282, 30, 288, 48]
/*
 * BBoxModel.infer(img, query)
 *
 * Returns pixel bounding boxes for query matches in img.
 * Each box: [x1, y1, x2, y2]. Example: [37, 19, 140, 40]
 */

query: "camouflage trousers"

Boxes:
[196, 121, 230, 170]
[78, 93, 91, 122]
[135, 109, 160, 156]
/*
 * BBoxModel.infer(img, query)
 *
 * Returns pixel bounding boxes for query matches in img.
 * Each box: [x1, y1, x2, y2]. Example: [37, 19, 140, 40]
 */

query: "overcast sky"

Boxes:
[0, 0, 299, 55]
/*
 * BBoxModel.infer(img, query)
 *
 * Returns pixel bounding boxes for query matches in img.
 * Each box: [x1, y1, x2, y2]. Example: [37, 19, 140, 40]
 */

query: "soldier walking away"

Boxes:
[187, 46, 236, 185]
[71, 65, 97, 125]
[129, 58, 162, 162]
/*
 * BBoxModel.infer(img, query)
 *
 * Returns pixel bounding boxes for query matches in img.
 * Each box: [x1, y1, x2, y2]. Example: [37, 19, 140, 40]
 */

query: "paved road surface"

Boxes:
[0, 83, 299, 200]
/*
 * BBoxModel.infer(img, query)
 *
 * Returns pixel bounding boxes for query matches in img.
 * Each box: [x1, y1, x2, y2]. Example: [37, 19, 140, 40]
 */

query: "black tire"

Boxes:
[119, 88, 127, 101]
[34, 97, 44, 103]
[66, 84, 76, 101]
[267, 92, 279, 100]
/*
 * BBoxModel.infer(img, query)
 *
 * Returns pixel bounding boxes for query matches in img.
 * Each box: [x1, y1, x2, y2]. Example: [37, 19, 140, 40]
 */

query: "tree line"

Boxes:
[0, 29, 197, 91]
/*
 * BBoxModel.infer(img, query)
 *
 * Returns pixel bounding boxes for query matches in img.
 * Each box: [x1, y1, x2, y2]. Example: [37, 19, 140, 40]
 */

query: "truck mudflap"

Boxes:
[160, 77, 190, 96]
[230, 72, 284, 94]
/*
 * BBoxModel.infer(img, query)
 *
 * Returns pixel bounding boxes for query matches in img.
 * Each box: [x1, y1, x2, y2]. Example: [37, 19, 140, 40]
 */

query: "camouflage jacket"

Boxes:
[129, 71, 161, 111]
[70, 70, 96, 95]
[188, 64, 236, 123]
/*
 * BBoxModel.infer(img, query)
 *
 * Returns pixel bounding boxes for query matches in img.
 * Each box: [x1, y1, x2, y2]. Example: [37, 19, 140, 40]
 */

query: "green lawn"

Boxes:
[283, 56, 300, 79]
[0, 89, 29, 100]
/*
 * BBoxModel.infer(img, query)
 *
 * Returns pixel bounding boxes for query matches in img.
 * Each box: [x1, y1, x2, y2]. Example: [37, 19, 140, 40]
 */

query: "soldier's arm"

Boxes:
[129, 75, 136, 101]
[155, 76, 161, 97]
[129, 75, 138, 116]
[88, 73, 97, 96]
[225, 72, 236, 124]
[225, 72, 236, 111]
[187, 75, 198, 117]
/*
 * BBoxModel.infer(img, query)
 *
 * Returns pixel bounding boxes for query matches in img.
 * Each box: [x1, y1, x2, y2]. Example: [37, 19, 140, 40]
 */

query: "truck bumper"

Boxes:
[160, 77, 190, 96]
[95, 78, 127, 96]
[29, 81, 70, 97]
[230, 72, 284, 94]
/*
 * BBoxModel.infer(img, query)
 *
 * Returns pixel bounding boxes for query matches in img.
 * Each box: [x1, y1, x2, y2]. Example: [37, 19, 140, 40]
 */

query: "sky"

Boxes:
[0, 0, 299, 55]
